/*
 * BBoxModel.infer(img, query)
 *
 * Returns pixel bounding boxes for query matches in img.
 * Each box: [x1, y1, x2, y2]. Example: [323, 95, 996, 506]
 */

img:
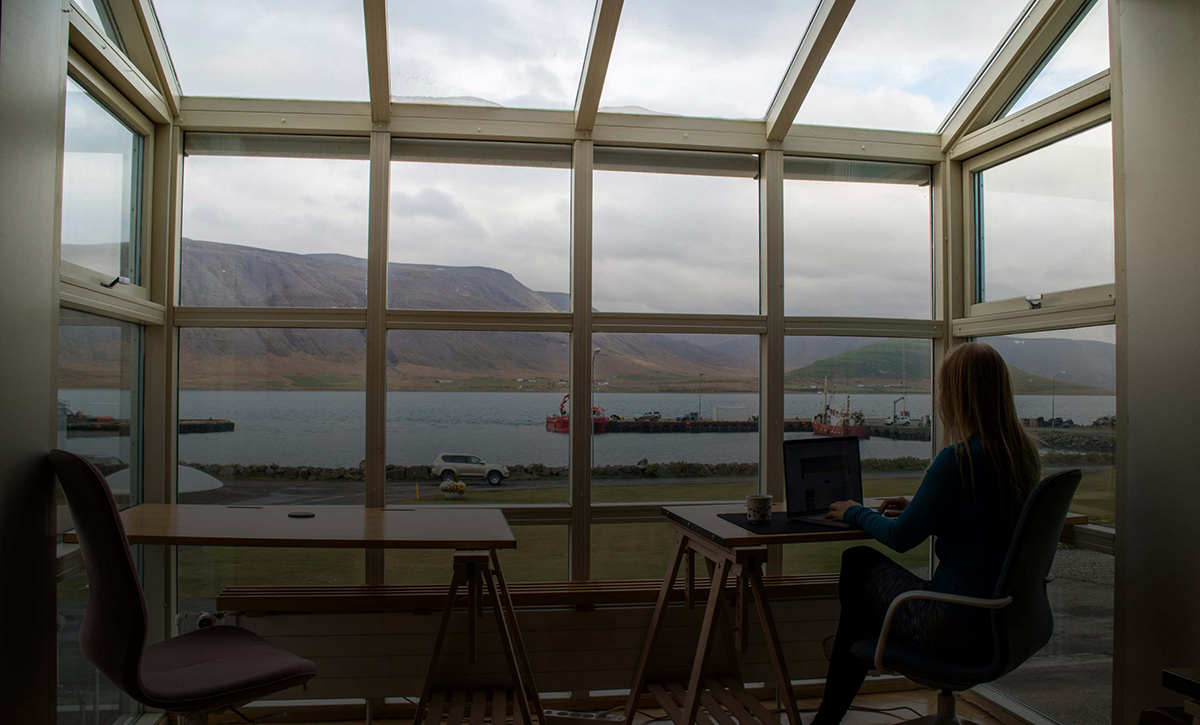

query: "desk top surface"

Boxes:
[88, 504, 516, 549]
[662, 500, 1089, 549]
[1164, 667, 1200, 700]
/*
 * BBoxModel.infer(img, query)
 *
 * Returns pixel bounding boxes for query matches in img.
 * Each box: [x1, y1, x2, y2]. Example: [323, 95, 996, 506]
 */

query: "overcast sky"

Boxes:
[129, 2, 1117, 341]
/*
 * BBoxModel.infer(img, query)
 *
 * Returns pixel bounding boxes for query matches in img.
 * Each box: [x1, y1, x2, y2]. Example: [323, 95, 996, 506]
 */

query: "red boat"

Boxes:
[546, 394, 608, 434]
[812, 380, 871, 439]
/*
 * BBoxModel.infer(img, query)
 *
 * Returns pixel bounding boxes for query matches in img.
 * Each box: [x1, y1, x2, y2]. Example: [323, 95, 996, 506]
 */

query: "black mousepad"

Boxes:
[718, 512, 854, 534]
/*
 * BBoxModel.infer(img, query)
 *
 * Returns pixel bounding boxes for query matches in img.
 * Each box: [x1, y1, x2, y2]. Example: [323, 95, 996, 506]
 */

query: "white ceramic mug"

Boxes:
[746, 494, 773, 524]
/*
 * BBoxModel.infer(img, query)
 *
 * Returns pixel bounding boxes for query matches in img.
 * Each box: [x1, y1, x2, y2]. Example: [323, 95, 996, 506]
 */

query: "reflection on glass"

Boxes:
[154, 0, 369, 100]
[387, 0, 592, 109]
[591, 334, 759, 504]
[388, 155, 570, 310]
[176, 328, 366, 505]
[981, 327, 1114, 721]
[976, 326, 1116, 528]
[794, 0, 1029, 131]
[57, 309, 142, 527]
[784, 159, 932, 318]
[61, 77, 142, 282]
[386, 526, 567, 584]
[58, 570, 139, 724]
[180, 155, 370, 307]
[384, 330, 569, 505]
[1005, 0, 1109, 116]
[74, 0, 123, 50]
[600, 0, 820, 119]
[978, 123, 1114, 301]
[593, 160, 759, 314]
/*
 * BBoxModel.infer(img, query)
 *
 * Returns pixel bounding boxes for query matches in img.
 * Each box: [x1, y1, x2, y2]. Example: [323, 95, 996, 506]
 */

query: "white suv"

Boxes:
[432, 454, 509, 485]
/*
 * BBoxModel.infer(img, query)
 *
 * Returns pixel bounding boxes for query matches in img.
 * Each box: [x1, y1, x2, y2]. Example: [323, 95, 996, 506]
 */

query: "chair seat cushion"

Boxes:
[139, 625, 317, 713]
[850, 638, 996, 691]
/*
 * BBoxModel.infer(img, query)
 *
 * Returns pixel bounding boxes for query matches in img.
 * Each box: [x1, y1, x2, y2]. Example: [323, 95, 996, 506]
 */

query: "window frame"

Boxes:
[962, 103, 1114, 319]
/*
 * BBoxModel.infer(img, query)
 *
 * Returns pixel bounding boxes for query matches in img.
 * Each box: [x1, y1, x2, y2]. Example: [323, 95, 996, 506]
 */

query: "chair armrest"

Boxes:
[873, 591, 1014, 673]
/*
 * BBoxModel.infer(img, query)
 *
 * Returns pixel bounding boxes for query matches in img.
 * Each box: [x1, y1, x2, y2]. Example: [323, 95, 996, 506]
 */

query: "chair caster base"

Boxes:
[902, 716, 984, 725]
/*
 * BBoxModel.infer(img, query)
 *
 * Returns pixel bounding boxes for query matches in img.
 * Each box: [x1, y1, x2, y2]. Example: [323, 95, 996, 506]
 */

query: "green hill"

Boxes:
[785, 340, 1110, 395]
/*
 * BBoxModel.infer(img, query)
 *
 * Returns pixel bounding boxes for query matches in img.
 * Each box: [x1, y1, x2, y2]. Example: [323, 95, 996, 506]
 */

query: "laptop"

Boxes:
[783, 436, 864, 529]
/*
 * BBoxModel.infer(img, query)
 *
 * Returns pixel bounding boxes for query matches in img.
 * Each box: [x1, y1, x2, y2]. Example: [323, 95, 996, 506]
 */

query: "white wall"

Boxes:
[1112, 0, 1200, 720]
[0, 0, 66, 719]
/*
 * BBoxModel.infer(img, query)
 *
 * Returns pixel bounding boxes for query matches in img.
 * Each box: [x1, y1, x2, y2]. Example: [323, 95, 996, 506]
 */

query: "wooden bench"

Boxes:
[216, 575, 841, 614]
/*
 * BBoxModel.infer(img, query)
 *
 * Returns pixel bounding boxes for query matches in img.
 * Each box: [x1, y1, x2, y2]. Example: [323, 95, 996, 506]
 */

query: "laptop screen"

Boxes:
[783, 436, 863, 518]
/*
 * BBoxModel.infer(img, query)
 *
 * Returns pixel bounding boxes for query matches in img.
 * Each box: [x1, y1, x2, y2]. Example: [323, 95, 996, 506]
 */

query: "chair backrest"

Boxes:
[987, 468, 1082, 678]
[50, 450, 148, 701]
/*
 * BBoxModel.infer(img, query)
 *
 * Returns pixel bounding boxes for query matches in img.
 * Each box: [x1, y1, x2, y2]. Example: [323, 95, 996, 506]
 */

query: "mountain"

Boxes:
[57, 240, 1115, 395]
[784, 339, 1113, 395]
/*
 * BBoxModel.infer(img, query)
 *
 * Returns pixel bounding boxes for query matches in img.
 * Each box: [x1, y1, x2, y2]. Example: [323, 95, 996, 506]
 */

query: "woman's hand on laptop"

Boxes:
[826, 500, 861, 521]
[877, 497, 909, 516]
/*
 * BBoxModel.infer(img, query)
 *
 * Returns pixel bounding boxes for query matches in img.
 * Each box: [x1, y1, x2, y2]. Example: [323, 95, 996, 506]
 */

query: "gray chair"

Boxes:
[849, 468, 1083, 724]
[50, 450, 318, 725]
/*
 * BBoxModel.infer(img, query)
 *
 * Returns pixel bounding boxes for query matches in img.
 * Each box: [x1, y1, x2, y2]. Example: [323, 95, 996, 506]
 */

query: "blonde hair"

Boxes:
[938, 342, 1041, 517]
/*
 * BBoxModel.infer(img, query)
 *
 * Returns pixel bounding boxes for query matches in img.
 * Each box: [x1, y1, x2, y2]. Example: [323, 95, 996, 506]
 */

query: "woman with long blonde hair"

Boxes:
[811, 342, 1041, 724]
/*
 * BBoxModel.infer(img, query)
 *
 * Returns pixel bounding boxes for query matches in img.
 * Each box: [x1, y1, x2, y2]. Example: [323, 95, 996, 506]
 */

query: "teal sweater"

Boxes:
[843, 438, 1015, 623]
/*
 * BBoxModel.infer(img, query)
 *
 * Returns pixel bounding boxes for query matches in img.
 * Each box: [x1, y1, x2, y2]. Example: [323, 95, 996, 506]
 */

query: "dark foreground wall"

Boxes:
[0, 0, 63, 719]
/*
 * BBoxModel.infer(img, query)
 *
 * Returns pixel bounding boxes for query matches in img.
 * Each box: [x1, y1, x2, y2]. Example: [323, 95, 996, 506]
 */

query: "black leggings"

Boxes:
[812, 546, 990, 724]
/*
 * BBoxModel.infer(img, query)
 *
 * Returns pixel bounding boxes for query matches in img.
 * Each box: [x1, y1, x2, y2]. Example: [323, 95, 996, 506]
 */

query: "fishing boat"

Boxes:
[546, 393, 608, 434]
[812, 379, 870, 439]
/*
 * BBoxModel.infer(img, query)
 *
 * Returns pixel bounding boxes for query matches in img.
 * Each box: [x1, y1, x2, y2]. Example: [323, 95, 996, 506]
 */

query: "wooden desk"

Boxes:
[74, 504, 538, 724]
[625, 501, 1089, 725]
[1164, 668, 1200, 724]
[65, 504, 518, 549]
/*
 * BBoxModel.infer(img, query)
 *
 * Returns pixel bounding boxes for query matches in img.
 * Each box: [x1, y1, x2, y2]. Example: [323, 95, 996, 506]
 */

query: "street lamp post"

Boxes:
[1051, 370, 1067, 426]
[592, 348, 602, 467]
[698, 373, 704, 421]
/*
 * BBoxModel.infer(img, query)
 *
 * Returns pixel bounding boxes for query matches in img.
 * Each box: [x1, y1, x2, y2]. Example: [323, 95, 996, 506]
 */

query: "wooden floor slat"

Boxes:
[446, 689, 467, 725]
[700, 691, 737, 725]
[705, 679, 757, 725]
[492, 689, 507, 725]
[722, 677, 776, 724]
[647, 683, 683, 724]
[427, 690, 447, 725]
[470, 689, 488, 725]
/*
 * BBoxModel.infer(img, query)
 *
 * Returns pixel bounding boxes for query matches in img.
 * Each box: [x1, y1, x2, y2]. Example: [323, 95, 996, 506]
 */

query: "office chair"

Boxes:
[50, 450, 318, 725]
[849, 468, 1082, 724]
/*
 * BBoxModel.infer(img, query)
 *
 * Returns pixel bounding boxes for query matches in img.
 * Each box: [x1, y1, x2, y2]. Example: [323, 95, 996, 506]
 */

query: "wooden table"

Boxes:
[73, 504, 542, 725]
[1164, 667, 1200, 724]
[624, 501, 1089, 725]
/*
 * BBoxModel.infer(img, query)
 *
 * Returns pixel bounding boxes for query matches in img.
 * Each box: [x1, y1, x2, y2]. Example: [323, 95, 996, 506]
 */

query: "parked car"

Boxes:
[636, 411, 662, 422]
[676, 412, 698, 422]
[431, 453, 509, 485]
[885, 414, 912, 426]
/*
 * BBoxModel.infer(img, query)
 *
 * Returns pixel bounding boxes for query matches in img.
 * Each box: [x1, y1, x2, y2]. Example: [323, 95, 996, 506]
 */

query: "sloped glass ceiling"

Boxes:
[387, 0, 593, 109]
[600, 0, 821, 119]
[154, 0, 370, 100]
[1004, 0, 1109, 117]
[793, 0, 1031, 132]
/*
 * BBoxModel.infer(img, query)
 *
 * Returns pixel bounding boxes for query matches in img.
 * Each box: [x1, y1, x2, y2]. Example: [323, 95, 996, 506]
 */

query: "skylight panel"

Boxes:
[600, 0, 821, 120]
[1003, 0, 1109, 117]
[387, 0, 593, 109]
[793, 0, 1030, 132]
[153, 0, 370, 101]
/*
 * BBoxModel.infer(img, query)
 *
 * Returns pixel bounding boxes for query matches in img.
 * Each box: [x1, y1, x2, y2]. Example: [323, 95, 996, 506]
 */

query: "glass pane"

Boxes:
[58, 570, 139, 724]
[600, 0, 821, 119]
[593, 157, 759, 314]
[794, 0, 1030, 131]
[154, 0, 370, 100]
[388, 151, 570, 311]
[386, 526, 567, 584]
[783, 335, 933, 575]
[1005, 0, 1109, 116]
[784, 159, 932, 318]
[978, 123, 1114, 301]
[592, 334, 759, 504]
[180, 153, 370, 307]
[57, 310, 142, 531]
[386, 0, 592, 109]
[178, 547, 365, 633]
[976, 326, 1116, 528]
[177, 328, 366, 504]
[61, 77, 142, 282]
[385, 330, 569, 505]
[74, 0, 124, 50]
[591, 523, 677, 581]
